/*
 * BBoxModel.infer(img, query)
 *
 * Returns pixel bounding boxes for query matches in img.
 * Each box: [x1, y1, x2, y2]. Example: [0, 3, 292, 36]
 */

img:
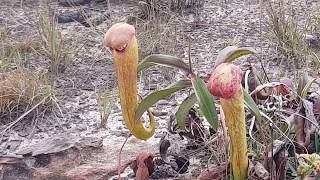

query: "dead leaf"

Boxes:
[169, 108, 208, 147]
[293, 114, 307, 147]
[250, 82, 290, 100]
[309, 91, 320, 114]
[280, 77, 294, 89]
[157, 133, 190, 174]
[264, 140, 287, 180]
[130, 152, 154, 180]
[242, 65, 261, 93]
[197, 161, 230, 180]
[289, 98, 318, 150]
[254, 162, 269, 180]
[302, 99, 317, 147]
[159, 133, 171, 162]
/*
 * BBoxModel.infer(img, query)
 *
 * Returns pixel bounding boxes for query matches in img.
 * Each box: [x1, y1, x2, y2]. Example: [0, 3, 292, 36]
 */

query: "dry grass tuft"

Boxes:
[265, 0, 320, 74]
[37, 13, 70, 75]
[264, 0, 308, 69]
[135, 0, 176, 57]
[0, 26, 41, 71]
[0, 68, 53, 121]
[98, 88, 116, 128]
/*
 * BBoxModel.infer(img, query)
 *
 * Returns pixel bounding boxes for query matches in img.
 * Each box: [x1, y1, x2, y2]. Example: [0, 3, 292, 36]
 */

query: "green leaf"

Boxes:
[301, 78, 316, 98]
[138, 54, 191, 74]
[243, 89, 262, 121]
[176, 93, 197, 129]
[297, 72, 316, 99]
[135, 79, 192, 121]
[297, 72, 308, 96]
[215, 46, 256, 68]
[191, 76, 218, 130]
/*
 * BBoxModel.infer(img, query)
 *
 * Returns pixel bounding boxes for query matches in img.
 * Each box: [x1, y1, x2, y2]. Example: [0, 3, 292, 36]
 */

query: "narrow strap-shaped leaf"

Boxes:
[138, 54, 191, 74]
[176, 93, 197, 129]
[135, 79, 192, 121]
[297, 73, 307, 96]
[214, 46, 256, 68]
[243, 89, 262, 121]
[191, 76, 218, 131]
[301, 78, 316, 99]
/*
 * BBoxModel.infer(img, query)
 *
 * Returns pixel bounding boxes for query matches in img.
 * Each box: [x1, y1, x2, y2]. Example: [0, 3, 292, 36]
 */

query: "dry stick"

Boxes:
[118, 134, 132, 180]
[0, 96, 49, 138]
[188, 35, 193, 73]
[269, 123, 274, 180]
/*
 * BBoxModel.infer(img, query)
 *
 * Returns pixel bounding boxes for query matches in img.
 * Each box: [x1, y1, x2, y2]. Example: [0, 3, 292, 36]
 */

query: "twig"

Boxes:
[118, 134, 132, 179]
[269, 123, 274, 180]
[188, 35, 193, 73]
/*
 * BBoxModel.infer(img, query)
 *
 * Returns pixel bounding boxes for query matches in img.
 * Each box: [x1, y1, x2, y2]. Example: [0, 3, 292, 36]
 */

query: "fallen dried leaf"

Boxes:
[254, 162, 269, 180]
[197, 161, 230, 180]
[264, 140, 287, 180]
[159, 133, 171, 162]
[293, 114, 307, 147]
[250, 82, 290, 100]
[130, 152, 154, 180]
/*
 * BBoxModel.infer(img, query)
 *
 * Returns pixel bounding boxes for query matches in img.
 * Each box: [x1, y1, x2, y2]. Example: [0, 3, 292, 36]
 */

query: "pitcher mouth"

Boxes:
[104, 23, 135, 53]
[109, 43, 128, 53]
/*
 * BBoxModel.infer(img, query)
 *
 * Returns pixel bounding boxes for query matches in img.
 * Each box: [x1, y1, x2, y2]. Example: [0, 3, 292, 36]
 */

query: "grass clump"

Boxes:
[37, 14, 70, 75]
[265, 0, 308, 69]
[98, 88, 116, 128]
[0, 68, 53, 122]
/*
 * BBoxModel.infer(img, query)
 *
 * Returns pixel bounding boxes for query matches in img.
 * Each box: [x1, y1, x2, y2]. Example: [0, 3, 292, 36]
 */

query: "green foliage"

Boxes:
[137, 46, 258, 132]
[138, 54, 219, 130]
[224, 37, 240, 47]
[98, 88, 116, 128]
[37, 14, 70, 75]
[138, 54, 191, 74]
[243, 89, 262, 121]
[176, 93, 197, 129]
[297, 72, 316, 99]
[297, 154, 320, 178]
[191, 76, 218, 131]
[215, 46, 256, 68]
[135, 79, 191, 121]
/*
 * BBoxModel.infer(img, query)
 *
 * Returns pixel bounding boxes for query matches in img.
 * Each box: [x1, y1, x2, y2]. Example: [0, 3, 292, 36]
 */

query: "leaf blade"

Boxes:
[191, 76, 218, 130]
[301, 78, 316, 98]
[243, 89, 262, 121]
[176, 93, 198, 129]
[215, 46, 256, 68]
[138, 54, 191, 74]
[135, 79, 192, 121]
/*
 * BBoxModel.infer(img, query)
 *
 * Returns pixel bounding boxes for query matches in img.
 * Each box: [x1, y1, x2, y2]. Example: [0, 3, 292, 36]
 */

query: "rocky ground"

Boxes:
[0, 0, 319, 179]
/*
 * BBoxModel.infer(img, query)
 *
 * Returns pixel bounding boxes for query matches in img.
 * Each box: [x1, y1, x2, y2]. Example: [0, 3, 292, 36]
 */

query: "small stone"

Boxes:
[76, 124, 87, 131]
[5, 140, 22, 151]
[152, 110, 168, 117]
[59, 0, 91, 7]
[157, 100, 170, 105]
[113, 115, 123, 122]
[111, 129, 130, 137]
[144, 84, 157, 90]
[18, 130, 29, 137]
